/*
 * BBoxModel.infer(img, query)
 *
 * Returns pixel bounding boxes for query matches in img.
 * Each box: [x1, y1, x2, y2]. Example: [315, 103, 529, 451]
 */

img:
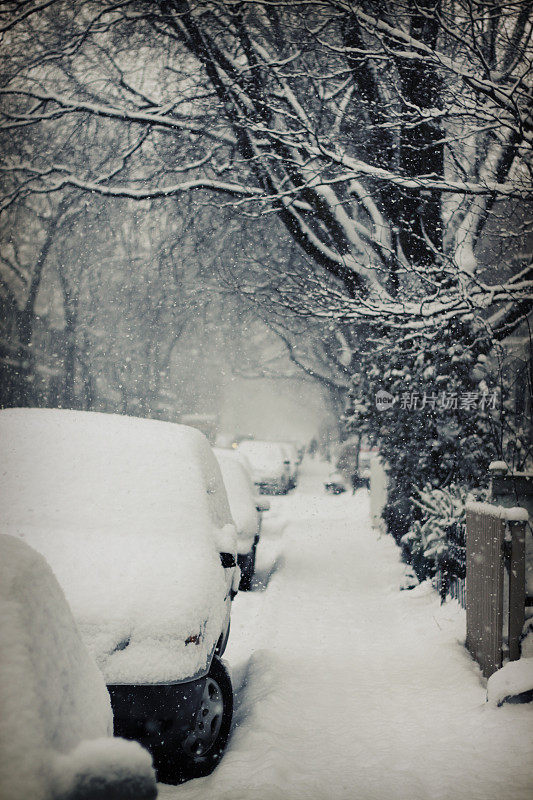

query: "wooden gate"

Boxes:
[465, 503, 527, 678]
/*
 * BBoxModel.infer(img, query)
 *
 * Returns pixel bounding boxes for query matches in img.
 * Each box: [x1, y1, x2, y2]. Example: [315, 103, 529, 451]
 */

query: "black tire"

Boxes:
[238, 545, 256, 591]
[156, 656, 233, 784]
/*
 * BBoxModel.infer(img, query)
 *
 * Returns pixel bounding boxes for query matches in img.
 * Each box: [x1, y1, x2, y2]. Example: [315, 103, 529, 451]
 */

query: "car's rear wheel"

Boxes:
[156, 656, 233, 784]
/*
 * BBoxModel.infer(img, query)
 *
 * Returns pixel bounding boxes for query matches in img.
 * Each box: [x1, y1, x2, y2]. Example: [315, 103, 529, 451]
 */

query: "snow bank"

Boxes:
[215, 452, 259, 553]
[488, 460, 508, 473]
[0, 535, 156, 800]
[399, 565, 419, 591]
[466, 501, 529, 522]
[0, 408, 235, 684]
[51, 738, 156, 800]
[487, 659, 533, 706]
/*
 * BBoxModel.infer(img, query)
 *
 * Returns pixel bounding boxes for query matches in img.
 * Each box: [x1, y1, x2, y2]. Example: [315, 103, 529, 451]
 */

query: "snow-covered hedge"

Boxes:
[401, 485, 469, 579]
[401, 484, 494, 584]
[487, 658, 533, 706]
[344, 325, 497, 571]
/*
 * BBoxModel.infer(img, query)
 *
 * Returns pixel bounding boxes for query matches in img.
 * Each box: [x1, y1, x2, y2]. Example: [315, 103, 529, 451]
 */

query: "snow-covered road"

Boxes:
[161, 459, 533, 800]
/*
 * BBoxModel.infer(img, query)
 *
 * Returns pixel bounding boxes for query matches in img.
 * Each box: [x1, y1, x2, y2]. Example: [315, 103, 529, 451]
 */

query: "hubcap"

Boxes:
[182, 677, 224, 757]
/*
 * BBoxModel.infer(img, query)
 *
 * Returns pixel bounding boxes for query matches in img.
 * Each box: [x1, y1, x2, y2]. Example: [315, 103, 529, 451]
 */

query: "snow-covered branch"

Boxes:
[0, 0, 530, 337]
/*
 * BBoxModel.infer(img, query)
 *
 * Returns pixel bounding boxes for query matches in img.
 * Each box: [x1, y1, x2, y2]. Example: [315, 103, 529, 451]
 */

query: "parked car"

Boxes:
[334, 437, 359, 485]
[237, 440, 291, 494]
[0, 534, 157, 800]
[335, 437, 379, 489]
[218, 445, 255, 481]
[324, 471, 347, 495]
[0, 408, 241, 784]
[214, 450, 267, 590]
[277, 441, 300, 489]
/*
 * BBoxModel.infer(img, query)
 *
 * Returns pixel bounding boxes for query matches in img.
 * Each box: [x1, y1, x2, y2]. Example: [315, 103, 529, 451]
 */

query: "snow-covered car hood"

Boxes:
[7, 523, 228, 685]
[0, 409, 234, 685]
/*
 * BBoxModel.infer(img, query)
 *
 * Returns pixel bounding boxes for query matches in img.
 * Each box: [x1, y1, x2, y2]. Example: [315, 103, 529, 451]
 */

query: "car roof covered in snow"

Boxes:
[237, 439, 287, 466]
[0, 408, 235, 685]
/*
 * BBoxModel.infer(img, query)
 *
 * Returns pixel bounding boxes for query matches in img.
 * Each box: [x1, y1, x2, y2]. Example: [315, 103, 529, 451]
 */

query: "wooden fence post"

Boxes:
[465, 506, 506, 678]
[508, 519, 527, 662]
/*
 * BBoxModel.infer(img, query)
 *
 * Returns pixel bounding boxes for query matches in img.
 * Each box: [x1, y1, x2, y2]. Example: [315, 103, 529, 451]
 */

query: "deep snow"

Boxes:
[161, 458, 533, 800]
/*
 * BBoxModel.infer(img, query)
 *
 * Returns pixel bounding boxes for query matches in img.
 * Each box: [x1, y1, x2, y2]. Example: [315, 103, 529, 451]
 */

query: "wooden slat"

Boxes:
[508, 520, 527, 662]
[466, 509, 505, 678]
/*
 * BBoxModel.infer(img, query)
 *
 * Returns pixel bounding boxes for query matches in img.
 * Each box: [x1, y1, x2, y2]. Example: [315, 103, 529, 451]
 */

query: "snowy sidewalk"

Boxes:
[162, 459, 533, 800]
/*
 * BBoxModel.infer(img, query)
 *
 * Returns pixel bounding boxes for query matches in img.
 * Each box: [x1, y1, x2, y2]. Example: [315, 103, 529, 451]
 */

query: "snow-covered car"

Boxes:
[324, 471, 347, 495]
[219, 448, 272, 515]
[0, 534, 157, 800]
[228, 447, 254, 477]
[237, 440, 292, 494]
[214, 449, 266, 590]
[0, 408, 241, 784]
[335, 437, 378, 489]
[277, 441, 300, 489]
